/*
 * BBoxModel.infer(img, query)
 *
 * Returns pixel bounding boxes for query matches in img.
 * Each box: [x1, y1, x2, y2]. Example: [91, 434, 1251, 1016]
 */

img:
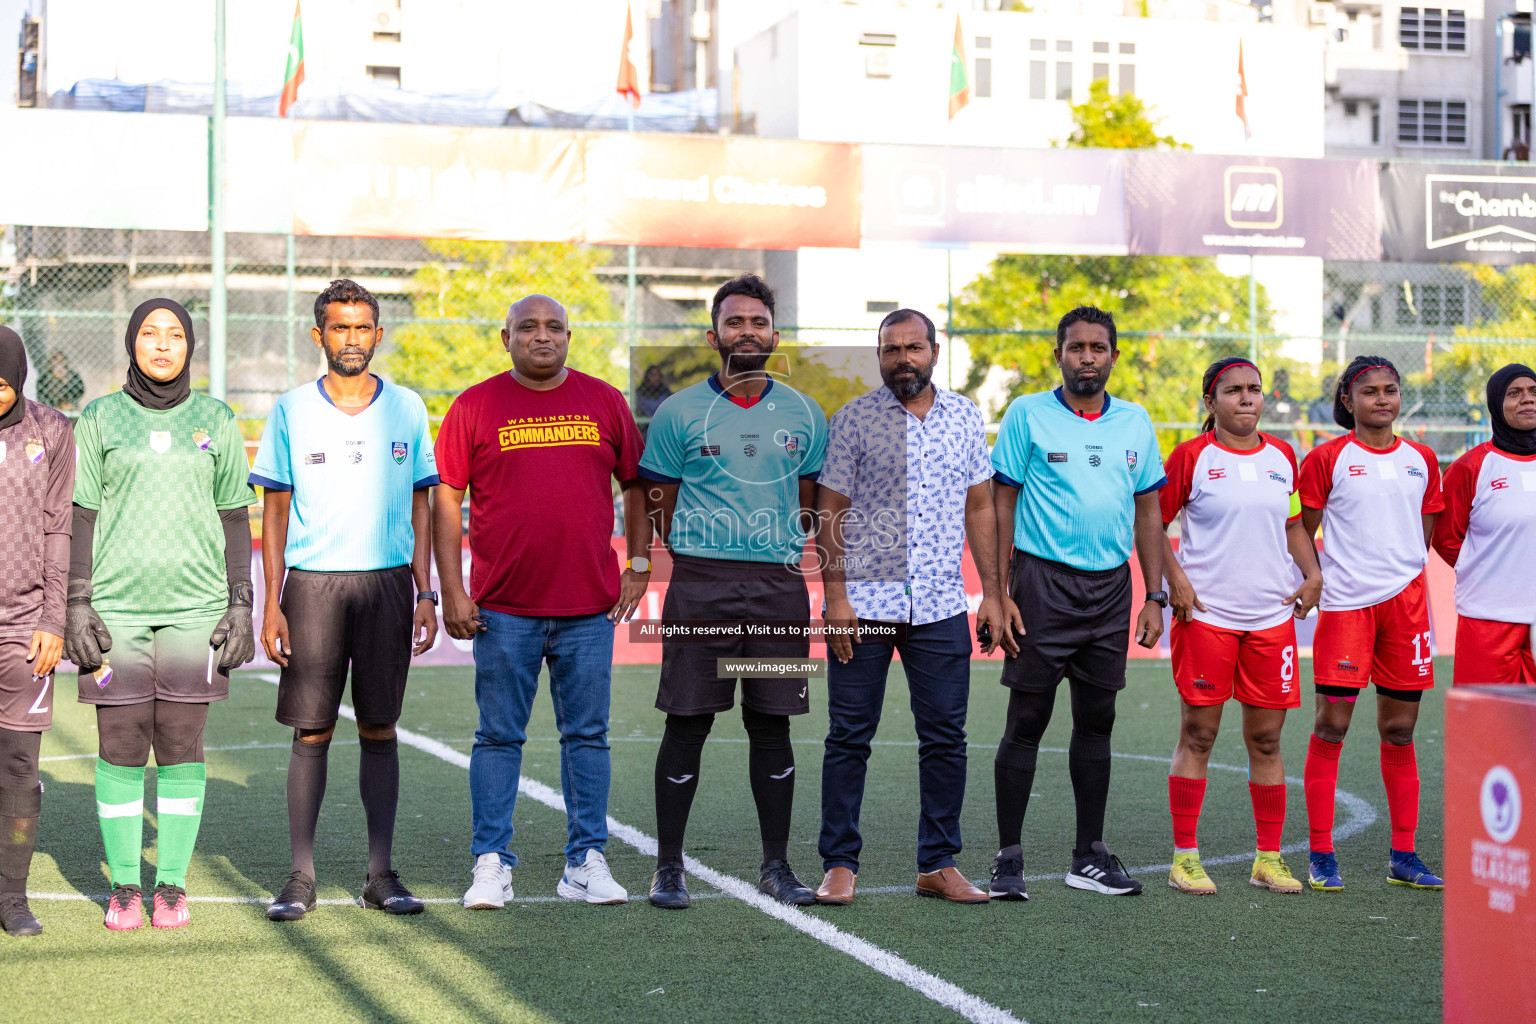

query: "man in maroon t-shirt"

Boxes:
[433, 294, 651, 910]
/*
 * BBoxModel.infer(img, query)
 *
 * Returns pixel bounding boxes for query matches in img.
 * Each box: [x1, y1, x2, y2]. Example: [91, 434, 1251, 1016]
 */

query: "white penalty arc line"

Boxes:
[249, 673, 1024, 1024]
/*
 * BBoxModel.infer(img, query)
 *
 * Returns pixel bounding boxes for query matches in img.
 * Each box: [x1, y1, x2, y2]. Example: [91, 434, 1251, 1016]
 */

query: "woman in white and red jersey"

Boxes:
[1432, 363, 1536, 684]
[1298, 356, 1444, 892]
[1161, 358, 1322, 896]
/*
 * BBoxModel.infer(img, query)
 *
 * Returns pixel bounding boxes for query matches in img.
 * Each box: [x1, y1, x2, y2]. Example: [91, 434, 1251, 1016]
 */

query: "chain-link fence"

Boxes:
[6, 225, 1534, 462]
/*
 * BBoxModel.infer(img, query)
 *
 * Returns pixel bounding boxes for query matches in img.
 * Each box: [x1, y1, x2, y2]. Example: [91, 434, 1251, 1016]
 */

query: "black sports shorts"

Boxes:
[276, 565, 413, 729]
[656, 553, 812, 717]
[1001, 552, 1132, 694]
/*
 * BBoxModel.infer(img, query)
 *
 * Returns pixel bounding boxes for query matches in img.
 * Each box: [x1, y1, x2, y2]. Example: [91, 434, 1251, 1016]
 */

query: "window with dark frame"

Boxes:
[1397, 98, 1468, 145]
[1400, 7, 1466, 50]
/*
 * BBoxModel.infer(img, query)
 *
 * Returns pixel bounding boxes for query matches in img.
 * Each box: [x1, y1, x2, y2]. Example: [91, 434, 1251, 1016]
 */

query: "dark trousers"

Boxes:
[819, 612, 972, 874]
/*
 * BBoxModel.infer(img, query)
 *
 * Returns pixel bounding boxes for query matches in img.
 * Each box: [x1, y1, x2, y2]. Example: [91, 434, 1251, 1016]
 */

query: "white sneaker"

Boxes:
[557, 849, 628, 905]
[463, 853, 513, 909]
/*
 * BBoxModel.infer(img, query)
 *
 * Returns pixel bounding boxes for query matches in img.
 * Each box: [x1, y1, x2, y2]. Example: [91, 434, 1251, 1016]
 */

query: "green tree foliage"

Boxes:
[952, 255, 1274, 442]
[1065, 79, 1187, 150]
[386, 240, 626, 417]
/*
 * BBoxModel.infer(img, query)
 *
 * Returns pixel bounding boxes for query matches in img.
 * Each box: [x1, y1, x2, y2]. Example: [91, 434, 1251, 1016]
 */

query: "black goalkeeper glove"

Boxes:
[210, 582, 255, 671]
[64, 597, 113, 672]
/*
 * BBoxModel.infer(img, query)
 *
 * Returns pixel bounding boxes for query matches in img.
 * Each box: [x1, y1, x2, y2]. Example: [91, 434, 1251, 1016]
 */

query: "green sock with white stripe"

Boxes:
[153, 763, 206, 888]
[95, 759, 145, 887]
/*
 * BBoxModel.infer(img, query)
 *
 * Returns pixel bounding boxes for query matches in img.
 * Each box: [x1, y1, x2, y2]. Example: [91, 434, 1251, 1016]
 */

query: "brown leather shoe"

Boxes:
[915, 866, 990, 903]
[816, 867, 856, 905]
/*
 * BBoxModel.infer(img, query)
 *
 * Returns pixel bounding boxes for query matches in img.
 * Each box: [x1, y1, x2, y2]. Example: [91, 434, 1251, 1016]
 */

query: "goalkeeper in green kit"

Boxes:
[64, 299, 257, 930]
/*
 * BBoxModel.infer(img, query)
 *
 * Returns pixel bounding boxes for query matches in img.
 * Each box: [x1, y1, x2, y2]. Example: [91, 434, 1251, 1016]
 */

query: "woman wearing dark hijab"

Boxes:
[1433, 363, 1536, 685]
[63, 299, 256, 931]
[0, 328, 75, 936]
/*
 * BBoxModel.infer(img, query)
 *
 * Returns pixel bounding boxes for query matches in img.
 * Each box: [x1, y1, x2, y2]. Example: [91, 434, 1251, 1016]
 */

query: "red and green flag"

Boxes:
[280, 2, 304, 117]
[947, 16, 969, 120]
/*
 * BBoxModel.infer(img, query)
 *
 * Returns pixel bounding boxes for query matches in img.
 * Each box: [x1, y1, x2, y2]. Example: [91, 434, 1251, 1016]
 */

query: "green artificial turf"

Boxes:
[13, 659, 1445, 1024]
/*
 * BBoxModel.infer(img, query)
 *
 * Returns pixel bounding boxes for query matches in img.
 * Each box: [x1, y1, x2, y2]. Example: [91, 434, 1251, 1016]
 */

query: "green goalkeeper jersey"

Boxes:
[73, 391, 256, 624]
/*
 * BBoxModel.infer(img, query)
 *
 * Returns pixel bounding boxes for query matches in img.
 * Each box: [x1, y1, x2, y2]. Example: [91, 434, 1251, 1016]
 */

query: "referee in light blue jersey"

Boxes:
[248, 279, 440, 922]
[985, 305, 1168, 902]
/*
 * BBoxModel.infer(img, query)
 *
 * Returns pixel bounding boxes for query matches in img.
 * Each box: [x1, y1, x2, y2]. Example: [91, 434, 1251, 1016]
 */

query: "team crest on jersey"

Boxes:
[783, 434, 800, 459]
[1125, 450, 1138, 470]
[191, 428, 211, 451]
[149, 431, 172, 454]
[25, 440, 44, 464]
[392, 441, 408, 464]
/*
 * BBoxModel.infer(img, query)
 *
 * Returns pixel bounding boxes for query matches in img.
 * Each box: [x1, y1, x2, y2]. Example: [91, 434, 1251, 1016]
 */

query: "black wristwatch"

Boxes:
[1145, 590, 1169, 608]
[417, 591, 439, 605]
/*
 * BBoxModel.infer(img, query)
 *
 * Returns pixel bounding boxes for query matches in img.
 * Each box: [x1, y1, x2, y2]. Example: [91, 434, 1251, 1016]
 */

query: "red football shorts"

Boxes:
[1453, 616, 1536, 685]
[1312, 573, 1434, 690]
[1170, 617, 1301, 709]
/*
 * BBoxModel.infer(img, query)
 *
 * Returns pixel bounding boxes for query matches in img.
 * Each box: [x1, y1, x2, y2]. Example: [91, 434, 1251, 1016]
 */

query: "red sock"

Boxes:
[1304, 735, 1343, 853]
[1249, 782, 1287, 852]
[1168, 776, 1206, 849]
[1380, 742, 1420, 852]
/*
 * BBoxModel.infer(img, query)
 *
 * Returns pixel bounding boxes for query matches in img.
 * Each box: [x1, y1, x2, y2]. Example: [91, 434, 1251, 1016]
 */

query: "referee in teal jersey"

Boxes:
[985, 306, 1167, 901]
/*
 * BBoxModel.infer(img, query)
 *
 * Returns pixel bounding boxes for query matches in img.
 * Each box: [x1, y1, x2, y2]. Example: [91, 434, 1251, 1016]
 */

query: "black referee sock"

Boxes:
[993, 749, 1038, 850]
[743, 709, 794, 865]
[358, 736, 399, 879]
[655, 714, 713, 865]
[1068, 731, 1112, 857]
[287, 736, 330, 879]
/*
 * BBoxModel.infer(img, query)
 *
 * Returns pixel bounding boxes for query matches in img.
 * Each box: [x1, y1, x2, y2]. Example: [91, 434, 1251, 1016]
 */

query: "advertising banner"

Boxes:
[1126, 153, 1380, 260]
[861, 145, 1127, 253]
[1444, 687, 1536, 1023]
[1382, 162, 1536, 264]
[290, 121, 586, 241]
[0, 109, 208, 232]
[584, 134, 861, 250]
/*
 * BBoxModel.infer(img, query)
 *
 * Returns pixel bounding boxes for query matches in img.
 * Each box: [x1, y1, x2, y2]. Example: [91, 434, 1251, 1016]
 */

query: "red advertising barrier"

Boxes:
[1444, 687, 1536, 1024]
[226, 539, 1457, 670]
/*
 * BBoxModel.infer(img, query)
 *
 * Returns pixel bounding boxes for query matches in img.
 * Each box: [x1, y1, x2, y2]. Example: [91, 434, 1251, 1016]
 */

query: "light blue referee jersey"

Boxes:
[639, 374, 827, 565]
[991, 388, 1166, 572]
[250, 376, 439, 572]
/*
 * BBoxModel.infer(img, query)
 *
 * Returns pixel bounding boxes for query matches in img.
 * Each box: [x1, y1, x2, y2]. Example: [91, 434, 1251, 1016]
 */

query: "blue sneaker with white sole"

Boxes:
[1388, 849, 1444, 890]
[1309, 851, 1344, 891]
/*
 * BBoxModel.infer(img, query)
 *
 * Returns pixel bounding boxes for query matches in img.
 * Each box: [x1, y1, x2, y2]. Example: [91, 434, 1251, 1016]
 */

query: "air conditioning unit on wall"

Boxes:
[374, 4, 402, 35]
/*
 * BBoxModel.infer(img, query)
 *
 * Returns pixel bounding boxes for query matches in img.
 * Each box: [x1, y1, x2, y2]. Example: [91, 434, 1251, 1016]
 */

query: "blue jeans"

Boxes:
[819, 613, 972, 874]
[469, 610, 614, 868]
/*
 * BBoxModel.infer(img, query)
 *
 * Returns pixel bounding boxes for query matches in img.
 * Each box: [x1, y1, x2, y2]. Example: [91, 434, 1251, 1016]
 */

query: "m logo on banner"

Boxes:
[1224, 166, 1283, 229]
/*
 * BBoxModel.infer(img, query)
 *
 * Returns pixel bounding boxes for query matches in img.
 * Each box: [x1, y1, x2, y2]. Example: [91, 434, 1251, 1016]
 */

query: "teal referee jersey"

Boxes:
[639, 375, 826, 565]
[249, 376, 438, 572]
[991, 388, 1165, 572]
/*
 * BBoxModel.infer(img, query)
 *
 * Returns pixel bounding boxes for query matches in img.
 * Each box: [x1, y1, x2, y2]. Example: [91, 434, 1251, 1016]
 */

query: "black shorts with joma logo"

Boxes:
[656, 553, 812, 717]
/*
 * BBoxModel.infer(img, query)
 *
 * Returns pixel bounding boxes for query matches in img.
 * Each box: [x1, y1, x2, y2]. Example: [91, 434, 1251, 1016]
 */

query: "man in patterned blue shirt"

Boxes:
[812, 309, 1008, 907]
[987, 305, 1167, 902]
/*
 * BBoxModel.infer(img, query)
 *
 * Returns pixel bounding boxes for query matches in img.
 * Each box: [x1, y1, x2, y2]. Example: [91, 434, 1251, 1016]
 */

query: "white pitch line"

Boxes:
[247, 673, 1025, 1023]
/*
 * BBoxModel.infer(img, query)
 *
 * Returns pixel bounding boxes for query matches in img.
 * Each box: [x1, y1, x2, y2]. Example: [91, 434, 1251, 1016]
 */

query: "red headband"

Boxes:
[1344, 362, 1399, 392]
[1205, 360, 1259, 397]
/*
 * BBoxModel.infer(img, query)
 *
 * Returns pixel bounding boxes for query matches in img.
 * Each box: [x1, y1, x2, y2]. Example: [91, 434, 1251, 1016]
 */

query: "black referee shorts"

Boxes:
[275, 565, 414, 729]
[1001, 552, 1131, 694]
[657, 553, 811, 717]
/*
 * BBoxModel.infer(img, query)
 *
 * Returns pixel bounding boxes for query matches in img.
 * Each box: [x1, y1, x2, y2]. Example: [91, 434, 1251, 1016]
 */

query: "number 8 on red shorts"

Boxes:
[1171, 617, 1301, 709]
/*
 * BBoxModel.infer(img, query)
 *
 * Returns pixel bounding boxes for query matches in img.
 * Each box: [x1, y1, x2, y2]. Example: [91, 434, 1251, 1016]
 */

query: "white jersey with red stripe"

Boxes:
[1161, 432, 1301, 631]
[1298, 432, 1443, 612]
[1432, 441, 1536, 624]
